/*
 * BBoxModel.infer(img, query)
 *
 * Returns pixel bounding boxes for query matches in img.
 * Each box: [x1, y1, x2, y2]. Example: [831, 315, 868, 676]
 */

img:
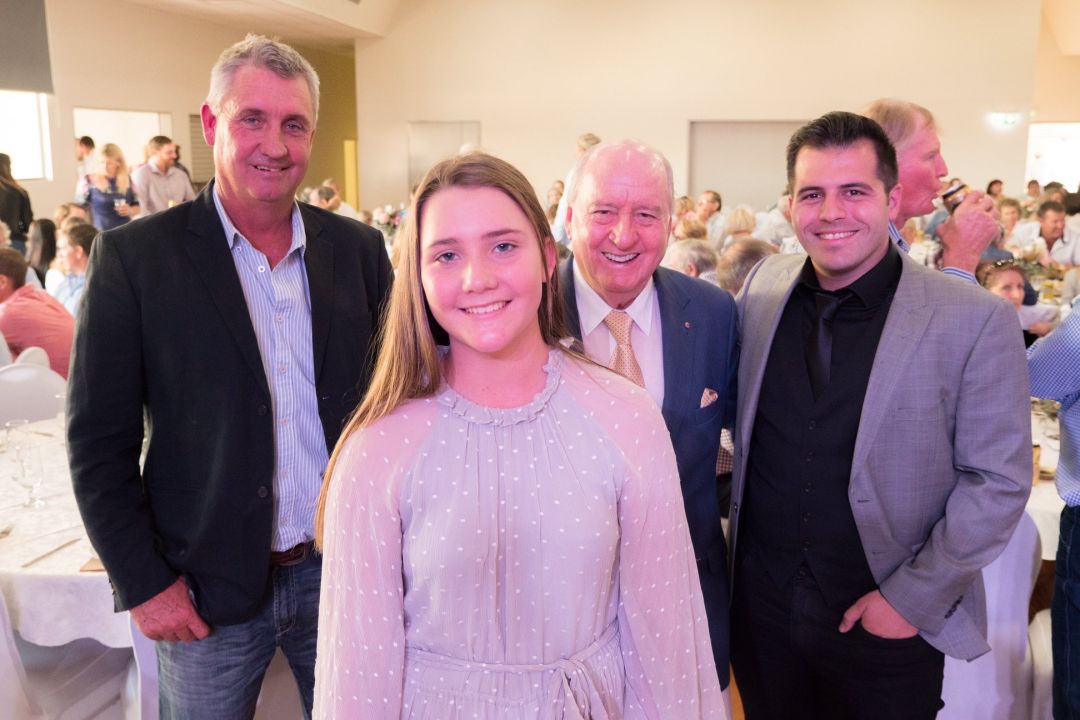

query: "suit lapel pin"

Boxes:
[684, 321, 691, 329]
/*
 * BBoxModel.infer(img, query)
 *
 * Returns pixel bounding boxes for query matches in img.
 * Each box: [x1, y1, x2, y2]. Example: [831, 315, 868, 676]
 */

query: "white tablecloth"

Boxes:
[0, 417, 132, 648]
[1031, 407, 1066, 560]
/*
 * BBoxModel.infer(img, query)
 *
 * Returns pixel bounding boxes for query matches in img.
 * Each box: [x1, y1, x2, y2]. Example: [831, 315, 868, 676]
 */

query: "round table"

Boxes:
[0, 416, 132, 648]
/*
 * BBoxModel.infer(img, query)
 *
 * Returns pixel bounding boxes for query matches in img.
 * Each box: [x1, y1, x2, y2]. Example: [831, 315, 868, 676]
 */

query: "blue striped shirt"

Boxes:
[1028, 310, 1080, 507]
[213, 188, 328, 550]
[888, 220, 977, 285]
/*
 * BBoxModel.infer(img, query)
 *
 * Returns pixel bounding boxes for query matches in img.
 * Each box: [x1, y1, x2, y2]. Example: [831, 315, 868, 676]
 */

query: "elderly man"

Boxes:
[0, 248, 73, 377]
[560, 140, 739, 692]
[67, 35, 392, 718]
[863, 99, 999, 282]
[662, 238, 719, 284]
[696, 189, 726, 245]
[131, 135, 196, 216]
[728, 112, 1031, 719]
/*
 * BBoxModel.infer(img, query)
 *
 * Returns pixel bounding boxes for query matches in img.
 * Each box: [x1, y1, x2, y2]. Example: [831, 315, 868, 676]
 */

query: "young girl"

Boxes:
[977, 259, 1051, 347]
[313, 153, 724, 719]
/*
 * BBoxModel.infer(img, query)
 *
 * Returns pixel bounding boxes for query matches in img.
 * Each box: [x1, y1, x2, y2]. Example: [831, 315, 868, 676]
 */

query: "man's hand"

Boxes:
[838, 589, 918, 639]
[937, 190, 1000, 274]
[130, 577, 211, 642]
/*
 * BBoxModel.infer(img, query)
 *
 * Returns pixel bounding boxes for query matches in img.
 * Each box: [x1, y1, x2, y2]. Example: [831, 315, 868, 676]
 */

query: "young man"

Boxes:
[729, 112, 1031, 719]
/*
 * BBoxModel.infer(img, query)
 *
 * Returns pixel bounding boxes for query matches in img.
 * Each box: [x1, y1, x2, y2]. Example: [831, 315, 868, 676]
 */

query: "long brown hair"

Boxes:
[0, 153, 25, 194]
[314, 151, 568, 544]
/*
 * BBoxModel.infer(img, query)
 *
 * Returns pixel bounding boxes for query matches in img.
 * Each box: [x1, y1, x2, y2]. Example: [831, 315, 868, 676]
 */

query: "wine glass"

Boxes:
[8, 423, 45, 509]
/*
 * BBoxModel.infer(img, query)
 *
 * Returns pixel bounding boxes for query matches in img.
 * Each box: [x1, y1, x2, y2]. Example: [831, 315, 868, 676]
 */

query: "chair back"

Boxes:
[13, 347, 49, 369]
[0, 364, 67, 425]
[939, 511, 1041, 719]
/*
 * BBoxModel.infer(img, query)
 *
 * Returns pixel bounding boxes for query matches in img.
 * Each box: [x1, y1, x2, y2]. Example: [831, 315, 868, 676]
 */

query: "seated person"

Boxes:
[673, 217, 708, 242]
[715, 239, 778, 297]
[0, 248, 74, 377]
[720, 206, 755, 250]
[51, 221, 95, 316]
[662, 239, 719, 284]
[976, 260, 1050, 347]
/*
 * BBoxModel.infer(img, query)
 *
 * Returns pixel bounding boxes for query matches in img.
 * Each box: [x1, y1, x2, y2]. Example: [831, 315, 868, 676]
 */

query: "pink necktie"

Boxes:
[603, 310, 645, 388]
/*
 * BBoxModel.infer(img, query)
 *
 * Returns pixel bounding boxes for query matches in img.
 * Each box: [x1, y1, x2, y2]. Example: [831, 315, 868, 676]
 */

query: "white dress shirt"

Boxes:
[572, 257, 665, 408]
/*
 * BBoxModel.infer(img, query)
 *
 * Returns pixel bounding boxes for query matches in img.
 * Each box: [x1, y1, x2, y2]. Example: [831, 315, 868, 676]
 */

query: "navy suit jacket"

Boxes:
[560, 259, 739, 684]
[68, 185, 392, 625]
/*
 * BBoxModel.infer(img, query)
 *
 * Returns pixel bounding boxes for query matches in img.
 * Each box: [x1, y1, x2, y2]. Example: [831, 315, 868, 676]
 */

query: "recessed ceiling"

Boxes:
[117, 0, 398, 52]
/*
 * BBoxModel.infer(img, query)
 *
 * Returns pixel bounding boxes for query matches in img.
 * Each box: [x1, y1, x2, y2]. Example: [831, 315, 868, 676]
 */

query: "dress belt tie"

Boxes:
[405, 621, 619, 719]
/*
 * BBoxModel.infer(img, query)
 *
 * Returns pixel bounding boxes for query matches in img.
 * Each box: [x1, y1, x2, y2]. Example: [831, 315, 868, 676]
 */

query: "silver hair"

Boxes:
[662, 239, 717, 275]
[206, 34, 320, 120]
[566, 139, 674, 215]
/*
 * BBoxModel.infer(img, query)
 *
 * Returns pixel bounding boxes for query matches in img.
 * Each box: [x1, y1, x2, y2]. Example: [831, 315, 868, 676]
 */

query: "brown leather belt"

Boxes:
[270, 541, 313, 567]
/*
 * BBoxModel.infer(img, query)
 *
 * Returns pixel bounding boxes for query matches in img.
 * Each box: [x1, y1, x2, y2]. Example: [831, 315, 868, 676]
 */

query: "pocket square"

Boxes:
[700, 388, 718, 408]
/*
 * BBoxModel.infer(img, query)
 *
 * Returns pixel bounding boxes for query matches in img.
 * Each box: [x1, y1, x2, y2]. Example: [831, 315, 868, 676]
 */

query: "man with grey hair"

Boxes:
[862, 98, 999, 282]
[716, 238, 778, 296]
[559, 139, 739, 695]
[68, 34, 392, 718]
[662, 238, 720, 284]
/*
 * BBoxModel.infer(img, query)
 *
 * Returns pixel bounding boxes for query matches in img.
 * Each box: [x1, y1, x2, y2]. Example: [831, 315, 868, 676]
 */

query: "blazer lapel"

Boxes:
[654, 268, 694, 436]
[559, 258, 582, 341]
[184, 185, 271, 400]
[850, 257, 934, 474]
[301, 207, 332, 382]
[738, 257, 803, 449]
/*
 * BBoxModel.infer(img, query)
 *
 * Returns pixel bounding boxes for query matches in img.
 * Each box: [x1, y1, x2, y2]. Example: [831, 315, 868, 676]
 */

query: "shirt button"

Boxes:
[275, 313, 284, 323]
[278, 364, 287, 374]
[258, 265, 266, 273]
[257, 486, 269, 498]
[279, 418, 289, 426]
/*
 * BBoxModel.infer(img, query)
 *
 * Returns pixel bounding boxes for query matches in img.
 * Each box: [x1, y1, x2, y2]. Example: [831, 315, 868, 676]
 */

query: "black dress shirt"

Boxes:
[741, 243, 903, 608]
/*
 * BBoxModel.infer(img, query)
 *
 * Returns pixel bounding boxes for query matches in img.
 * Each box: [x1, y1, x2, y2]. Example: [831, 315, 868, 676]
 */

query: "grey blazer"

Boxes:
[728, 252, 1032, 660]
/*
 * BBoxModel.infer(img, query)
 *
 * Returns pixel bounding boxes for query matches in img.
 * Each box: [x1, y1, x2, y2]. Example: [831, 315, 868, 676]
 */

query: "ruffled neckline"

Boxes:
[437, 349, 564, 427]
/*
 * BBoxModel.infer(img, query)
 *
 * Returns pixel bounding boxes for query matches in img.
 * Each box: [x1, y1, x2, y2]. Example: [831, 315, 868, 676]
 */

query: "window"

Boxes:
[1026, 123, 1080, 191]
[0, 90, 51, 181]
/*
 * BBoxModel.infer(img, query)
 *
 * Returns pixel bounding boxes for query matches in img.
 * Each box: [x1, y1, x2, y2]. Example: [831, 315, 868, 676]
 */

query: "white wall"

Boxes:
[353, 0, 1043, 210]
[25, 0, 244, 217]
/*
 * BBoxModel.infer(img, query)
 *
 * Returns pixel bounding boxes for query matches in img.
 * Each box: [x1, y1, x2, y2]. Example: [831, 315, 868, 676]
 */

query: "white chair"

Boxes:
[939, 512, 1042, 720]
[14, 346, 49, 369]
[0, 364, 66, 425]
[0, 592, 132, 719]
[1030, 608, 1053, 720]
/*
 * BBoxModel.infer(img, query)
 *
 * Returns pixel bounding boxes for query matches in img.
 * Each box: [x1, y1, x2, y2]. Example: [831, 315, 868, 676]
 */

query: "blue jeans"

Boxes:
[157, 550, 321, 720]
[1055, 505, 1080, 720]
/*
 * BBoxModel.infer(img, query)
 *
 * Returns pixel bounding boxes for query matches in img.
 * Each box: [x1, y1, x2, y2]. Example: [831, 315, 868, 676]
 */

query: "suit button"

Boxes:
[257, 486, 269, 498]
[258, 404, 269, 416]
[802, 512, 812, 522]
[808, 420, 816, 430]
[803, 482, 813, 493]
[805, 451, 814, 462]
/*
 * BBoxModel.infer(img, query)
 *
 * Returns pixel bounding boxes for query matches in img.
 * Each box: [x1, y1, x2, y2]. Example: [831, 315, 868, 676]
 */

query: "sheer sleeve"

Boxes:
[569, 361, 726, 718]
[313, 400, 434, 718]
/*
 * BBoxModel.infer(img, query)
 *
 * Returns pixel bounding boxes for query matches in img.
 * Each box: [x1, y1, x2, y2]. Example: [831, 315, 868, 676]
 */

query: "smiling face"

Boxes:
[894, 115, 948, 223]
[201, 64, 314, 216]
[568, 146, 671, 310]
[789, 139, 900, 291]
[154, 143, 177, 171]
[420, 186, 555, 363]
[1040, 209, 1066, 243]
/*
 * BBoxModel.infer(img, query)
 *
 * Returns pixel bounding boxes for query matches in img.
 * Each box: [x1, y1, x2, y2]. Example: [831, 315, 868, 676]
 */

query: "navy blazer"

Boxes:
[68, 185, 392, 625]
[560, 259, 739, 684]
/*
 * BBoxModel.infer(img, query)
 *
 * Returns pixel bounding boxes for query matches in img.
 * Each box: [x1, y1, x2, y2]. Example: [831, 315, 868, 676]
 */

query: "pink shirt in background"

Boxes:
[0, 285, 74, 378]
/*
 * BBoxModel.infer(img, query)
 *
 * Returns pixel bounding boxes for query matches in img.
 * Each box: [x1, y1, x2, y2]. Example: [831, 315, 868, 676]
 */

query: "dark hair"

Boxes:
[27, 219, 56, 274]
[0, 153, 24, 193]
[986, 179, 1003, 193]
[315, 186, 336, 203]
[786, 111, 898, 192]
[1038, 200, 1066, 218]
[0, 248, 28, 289]
[146, 135, 173, 154]
[77, 136, 95, 149]
[716, 239, 778, 296]
[701, 190, 722, 209]
[64, 222, 97, 255]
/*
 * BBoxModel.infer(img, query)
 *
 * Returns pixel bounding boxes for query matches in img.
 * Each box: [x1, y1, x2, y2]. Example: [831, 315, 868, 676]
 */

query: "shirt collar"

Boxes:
[572, 255, 656, 337]
[797, 241, 901, 308]
[888, 221, 910, 253]
[212, 182, 306, 257]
